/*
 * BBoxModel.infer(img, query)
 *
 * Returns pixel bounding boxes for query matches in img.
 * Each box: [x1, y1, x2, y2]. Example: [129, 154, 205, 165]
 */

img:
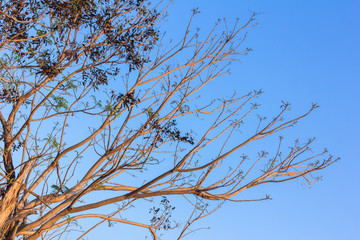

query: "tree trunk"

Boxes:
[0, 182, 20, 238]
[0, 163, 31, 239]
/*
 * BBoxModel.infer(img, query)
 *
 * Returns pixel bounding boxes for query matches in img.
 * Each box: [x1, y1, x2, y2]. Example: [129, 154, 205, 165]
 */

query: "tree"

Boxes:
[0, 0, 337, 239]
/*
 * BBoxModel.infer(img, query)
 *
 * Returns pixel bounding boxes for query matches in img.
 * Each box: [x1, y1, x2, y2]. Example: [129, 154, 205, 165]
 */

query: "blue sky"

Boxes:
[163, 1, 360, 239]
[85, 1, 360, 239]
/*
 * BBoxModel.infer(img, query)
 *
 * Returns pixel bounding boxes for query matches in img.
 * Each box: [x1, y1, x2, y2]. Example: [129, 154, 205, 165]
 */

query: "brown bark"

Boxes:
[0, 163, 31, 239]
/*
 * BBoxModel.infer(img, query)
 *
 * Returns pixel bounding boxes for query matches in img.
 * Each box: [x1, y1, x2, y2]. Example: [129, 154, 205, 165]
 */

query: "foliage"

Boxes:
[0, 0, 337, 239]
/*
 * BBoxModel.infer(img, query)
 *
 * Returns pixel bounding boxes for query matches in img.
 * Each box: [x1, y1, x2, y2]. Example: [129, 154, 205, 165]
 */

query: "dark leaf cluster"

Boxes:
[0, 0, 39, 48]
[82, 66, 122, 89]
[0, 0, 160, 87]
[46, 0, 98, 30]
[111, 90, 139, 110]
[152, 119, 195, 146]
[0, 86, 19, 104]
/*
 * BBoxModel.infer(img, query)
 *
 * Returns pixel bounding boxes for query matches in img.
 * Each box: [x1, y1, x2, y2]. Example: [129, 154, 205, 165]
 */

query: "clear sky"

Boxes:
[86, 0, 360, 239]
[162, 1, 360, 239]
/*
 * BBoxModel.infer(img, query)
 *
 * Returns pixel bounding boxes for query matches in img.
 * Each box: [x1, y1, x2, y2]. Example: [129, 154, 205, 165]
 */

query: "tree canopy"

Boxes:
[0, 0, 337, 239]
